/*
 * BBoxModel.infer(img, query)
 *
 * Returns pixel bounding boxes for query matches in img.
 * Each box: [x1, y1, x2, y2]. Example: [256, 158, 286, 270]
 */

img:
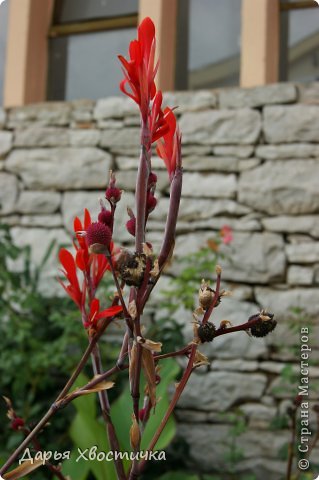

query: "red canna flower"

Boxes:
[156, 108, 182, 179]
[149, 91, 170, 142]
[220, 225, 233, 245]
[58, 248, 84, 309]
[83, 298, 123, 330]
[118, 17, 157, 121]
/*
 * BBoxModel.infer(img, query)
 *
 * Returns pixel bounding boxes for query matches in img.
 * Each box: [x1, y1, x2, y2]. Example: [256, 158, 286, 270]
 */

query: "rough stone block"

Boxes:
[256, 143, 319, 159]
[0, 172, 18, 215]
[182, 172, 237, 198]
[255, 287, 319, 319]
[68, 129, 100, 146]
[8, 102, 71, 127]
[6, 148, 111, 190]
[286, 242, 319, 264]
[178, 371, 267, 411]
[0, 131, 13, 157]
[262, 215, 319, 238]
[14, 127, 69, 147]
[94, 96, 138, 119]
[220, 83, 296, 109]
[239, 160, 319, 214]
[163, 90, 217, 112]
[287, 265, 314, 285]
[16, 191, 61, 214]
[264, 105, 319, 143]
[180, 109, 261, 145]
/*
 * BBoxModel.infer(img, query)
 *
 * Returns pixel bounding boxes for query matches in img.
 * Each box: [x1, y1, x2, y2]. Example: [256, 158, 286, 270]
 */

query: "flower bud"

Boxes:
[148, 172, 157, 189]
[98, 209, 113, 227]
[11, 417, 25, 431]
[146, 192, 157, 213]
[126, 217, 136, 237]
[105, 187, 122, 204]
[86, 222, 112, 253]
[139, 408, 146, 422]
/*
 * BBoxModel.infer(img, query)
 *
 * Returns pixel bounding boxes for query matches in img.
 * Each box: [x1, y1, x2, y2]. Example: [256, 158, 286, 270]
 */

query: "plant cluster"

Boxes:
[1, 18, 277, 480]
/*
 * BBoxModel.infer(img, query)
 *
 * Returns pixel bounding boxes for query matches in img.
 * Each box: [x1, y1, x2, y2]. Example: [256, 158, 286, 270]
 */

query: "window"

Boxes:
[280, 1, 319, 82]
[48, 0, 138, 100]
[59, 0, 138, 23]
[188, 0, 241, 89]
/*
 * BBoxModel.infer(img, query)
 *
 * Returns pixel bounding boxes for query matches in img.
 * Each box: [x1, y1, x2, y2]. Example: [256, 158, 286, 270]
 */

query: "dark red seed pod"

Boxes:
[86, 222, 112, 251]
[126, 217, 136, 237]
[148, 172, 157, 188]
[146, 192, 157, 213]
[11, 417, 25, 430]
[105, 187, 122, 204]
[98, 209, 113, 226]
[139, 408, 146, 422]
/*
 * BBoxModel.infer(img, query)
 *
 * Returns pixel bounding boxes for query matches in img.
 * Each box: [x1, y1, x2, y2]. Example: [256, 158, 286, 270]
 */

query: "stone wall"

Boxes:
[1, 83, 319, 479]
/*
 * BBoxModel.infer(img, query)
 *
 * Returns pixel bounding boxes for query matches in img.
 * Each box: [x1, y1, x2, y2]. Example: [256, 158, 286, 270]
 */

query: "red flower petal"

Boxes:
[96, 305, 123, 320]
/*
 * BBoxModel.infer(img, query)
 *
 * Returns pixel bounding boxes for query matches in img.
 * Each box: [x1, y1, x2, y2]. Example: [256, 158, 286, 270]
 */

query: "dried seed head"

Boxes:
[199, 280, 214, 310]
[249, 311, 276, 338]
[198, 322, 216, 343]
[117, 250, 146, 287]
[199, 280, 222, 310]
[86, 222, 112, 253]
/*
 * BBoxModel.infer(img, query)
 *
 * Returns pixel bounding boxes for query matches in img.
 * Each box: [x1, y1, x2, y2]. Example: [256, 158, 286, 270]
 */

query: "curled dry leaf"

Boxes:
[128, 300, 137, 320]
[62, 377, 114, 402]
[219, 320, 232, 329]
[142, 242, 153, 257]
[149, 259, 159, 278]
[137, 336, 162, 352]
[216, 264, 222, 275]
[141, 348, 157, 407]
[79, 380, 114, 395]
[129, 341, 138, 386]
[193, 350, 210, 368]
[129, 414, 141, 451]
[3, 459, 44, 479]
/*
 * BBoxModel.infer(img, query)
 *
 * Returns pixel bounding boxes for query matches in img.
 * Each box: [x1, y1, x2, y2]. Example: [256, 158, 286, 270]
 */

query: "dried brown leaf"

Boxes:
[128, 300, 137, 320]
[129, 341, 138, 385]
[129, 414, 141, 450]
[79, 380, 114, 395]
[137, 337, 162, 353]
[142, 348, 157, 407]
[193, 351, 210, 368]
[3, 459, 43, 479]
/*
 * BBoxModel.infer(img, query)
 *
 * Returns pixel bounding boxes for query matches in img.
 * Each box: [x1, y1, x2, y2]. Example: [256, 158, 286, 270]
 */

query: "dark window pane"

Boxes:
[48, 28, 136, 100]
[188, 0, 241, 89]
[59, 0, 138, 23]
[0, 0, 9, 105]
[288, 8, 319, 82]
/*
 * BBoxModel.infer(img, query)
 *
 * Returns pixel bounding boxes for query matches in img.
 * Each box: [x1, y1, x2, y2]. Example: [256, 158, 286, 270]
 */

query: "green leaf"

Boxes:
[111, 358, 180, 462]
[141, 359, 179, 451]
[62, 374, 117, 480]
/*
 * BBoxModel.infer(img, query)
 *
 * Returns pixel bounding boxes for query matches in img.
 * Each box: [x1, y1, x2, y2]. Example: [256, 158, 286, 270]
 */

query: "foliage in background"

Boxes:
[161, 236, 227, 314]
[0, 224, 88, 470]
